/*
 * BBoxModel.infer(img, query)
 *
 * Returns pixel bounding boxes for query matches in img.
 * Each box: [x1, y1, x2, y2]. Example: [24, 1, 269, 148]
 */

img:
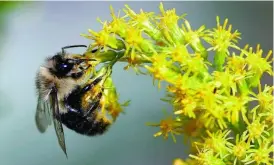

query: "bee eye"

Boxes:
[56, 61, 74, 74]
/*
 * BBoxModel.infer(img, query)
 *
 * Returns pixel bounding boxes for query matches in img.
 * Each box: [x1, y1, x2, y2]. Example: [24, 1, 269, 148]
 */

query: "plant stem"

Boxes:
[89, 50, 152, 64]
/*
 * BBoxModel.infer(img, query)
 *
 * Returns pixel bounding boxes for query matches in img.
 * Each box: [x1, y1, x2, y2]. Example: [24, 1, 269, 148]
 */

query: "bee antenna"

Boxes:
[61, 45, 87, 54]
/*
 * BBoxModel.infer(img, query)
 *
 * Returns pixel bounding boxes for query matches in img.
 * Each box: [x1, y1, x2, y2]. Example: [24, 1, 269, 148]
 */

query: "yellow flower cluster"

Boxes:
[82, 3, 273, 165]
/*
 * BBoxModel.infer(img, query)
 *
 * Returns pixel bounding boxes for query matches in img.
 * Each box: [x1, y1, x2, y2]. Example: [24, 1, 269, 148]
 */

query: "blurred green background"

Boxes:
[0, 2, 22, 58]
[0, 1, 272, 165]
[0, 2, 22, 118]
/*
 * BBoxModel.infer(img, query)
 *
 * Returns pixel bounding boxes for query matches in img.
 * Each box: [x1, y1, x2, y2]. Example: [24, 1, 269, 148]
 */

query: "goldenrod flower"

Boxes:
[200, 105, 228, 130]
[181, 119, 204, 138]
[245, 44, 273, 74]
[145, 53, 180, 88]
[204, 16, 241, 71]
[147, 113, 183, 143]
[123, 5, 162, 42]
[251, 84, 274, 112]
[107, 102, 124, 122]
[243, 139, 274, 165]
[232, 132, 252, 165]
[89, 69, 127, 122]
[226, 51, 246, 75]
[174, 95, 198, 118]
[202, 130, 233, 158]
[123, 26, 156, 61]
[204, 16, 241, 53]
[124, 5, 154, 28]
[167, 75, 205, 118]
[173, 159, 186, 165]
[250, 84, 274, 127]
[190, 148, 227, 165]
[156, 2, 185, 45]
[181, 20, 208, 59]
[182, 54, 210, 76]
[173, 158, 197, 165]
[81, 24, 120, 51]
[162, 45, 191, 64]
[223, 95, 251, 125]
[212, 69, 238, 96]
[243, 44, 273, 87]
[82, 4, 273, 165]
[244, 111, 270, 143]
[108, 5, 128, 37]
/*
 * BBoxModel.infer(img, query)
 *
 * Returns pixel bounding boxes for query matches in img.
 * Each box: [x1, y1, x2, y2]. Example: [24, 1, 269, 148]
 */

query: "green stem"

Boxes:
[213, 50, 227, 72]
[91, 50, 152, 64]
[238, 79, 249, 96]
[190, 42, 209, 61]
[106, 51, 124, 68]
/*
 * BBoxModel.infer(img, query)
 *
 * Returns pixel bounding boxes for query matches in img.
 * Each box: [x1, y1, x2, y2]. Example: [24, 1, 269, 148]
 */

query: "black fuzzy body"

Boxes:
[59, 110, 110, 136]
[58, 79, 110, 136]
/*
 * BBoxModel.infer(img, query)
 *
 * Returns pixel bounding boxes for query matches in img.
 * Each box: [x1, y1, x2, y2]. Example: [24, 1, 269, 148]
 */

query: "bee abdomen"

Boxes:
[59, 111, 110, 136]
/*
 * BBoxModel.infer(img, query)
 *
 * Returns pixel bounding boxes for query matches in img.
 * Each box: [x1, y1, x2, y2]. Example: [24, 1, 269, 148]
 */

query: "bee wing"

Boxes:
[35, 95, 52, 133]
[50, 89, 68, 158]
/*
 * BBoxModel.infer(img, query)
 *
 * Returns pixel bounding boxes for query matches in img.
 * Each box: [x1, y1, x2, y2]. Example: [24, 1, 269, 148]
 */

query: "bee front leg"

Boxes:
[79, 76, 104, 117]
[83, 92, 102, 118]
[81, 75, 103, 93]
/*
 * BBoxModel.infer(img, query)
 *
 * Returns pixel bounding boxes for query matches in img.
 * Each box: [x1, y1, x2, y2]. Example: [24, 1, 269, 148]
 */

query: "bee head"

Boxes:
[46, 53, 95, 79]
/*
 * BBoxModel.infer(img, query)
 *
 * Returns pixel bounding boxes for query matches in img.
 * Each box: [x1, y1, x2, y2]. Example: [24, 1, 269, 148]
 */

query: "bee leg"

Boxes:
[76, 76, 104, 117]
[83, 99, 100, 118]
[83, 92, 102, 117]
[81, 76, 103, 93]
[91, 49, 98, 53]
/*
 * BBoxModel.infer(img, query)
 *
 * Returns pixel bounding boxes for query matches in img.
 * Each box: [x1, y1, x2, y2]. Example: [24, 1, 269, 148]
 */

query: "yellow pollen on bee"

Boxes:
[85, 95, 91, 101]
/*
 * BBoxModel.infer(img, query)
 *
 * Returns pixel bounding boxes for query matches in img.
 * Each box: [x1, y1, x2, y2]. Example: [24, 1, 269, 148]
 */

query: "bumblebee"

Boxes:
[35, 45, 112, 157]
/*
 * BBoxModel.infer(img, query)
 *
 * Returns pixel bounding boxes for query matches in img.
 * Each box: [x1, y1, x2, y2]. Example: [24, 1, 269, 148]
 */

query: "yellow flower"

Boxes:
[173, 158, 186, 165]
[93, 73, 127, 122]
[81, 27, 119, 51]
[200, 104, 227, 130]
[203, 16, 241, 71]
[173, 158, 197, 165]
[252, 84, 274, 112]
[202, 130, 233, 158]
[204, 16, 241, 53]
[108, 5, 128, 37]
[250, 84, 274, 127]
[158, 2, 180, 28]
[167, 75, 204, 118]
[174, 95, 198, 118]
[145, 53, 180, 88]
[82, 4, 274, 165]
[244, 111, 270, 143]
[181, 20, 208, 59]
[123, 5, 161, 41]
[243, 139, 274, 165]
[107, 102, 124, 122]
[125, 26, 143, 49]
[181, 119, 204, 138]
[223, 95, 251, 125]
[190, 148, 227, 165]
[156, 2, 185, 45]
[232, 132, 251, 165]
[161, 45, 191, 64]
[243, 44, 273, 87]
[147, 113, 183, 143]
[244, 44, 273, 75]
[123, 25, 156, 59]
[182, 54, 210, 76]
[226, 51, 247, 75]
[212, 69, 239, 96]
